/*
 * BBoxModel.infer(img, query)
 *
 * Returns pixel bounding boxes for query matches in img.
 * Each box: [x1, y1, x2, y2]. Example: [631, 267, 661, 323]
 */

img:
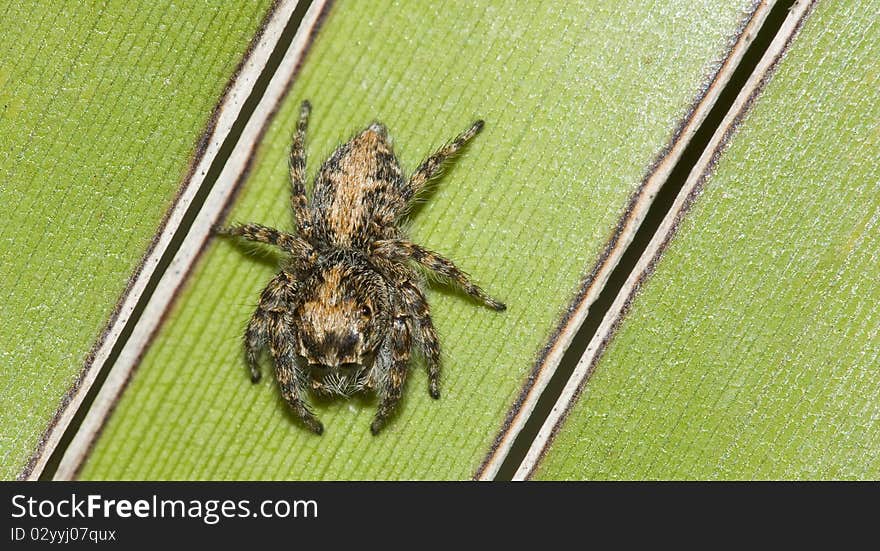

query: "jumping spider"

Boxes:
[217, 101, 505, 435]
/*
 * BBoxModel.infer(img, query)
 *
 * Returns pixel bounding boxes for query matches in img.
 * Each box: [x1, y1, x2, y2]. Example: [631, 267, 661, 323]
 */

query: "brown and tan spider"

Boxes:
[216, 101, 505, 435]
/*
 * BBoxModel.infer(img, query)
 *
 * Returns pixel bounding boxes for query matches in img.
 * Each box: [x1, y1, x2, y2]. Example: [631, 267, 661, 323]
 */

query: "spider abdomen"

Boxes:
[311, 124, 404, 248]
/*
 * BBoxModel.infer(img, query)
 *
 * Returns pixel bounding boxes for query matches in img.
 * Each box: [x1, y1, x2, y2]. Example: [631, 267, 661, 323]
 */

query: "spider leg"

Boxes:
[370, 316, 411, 435]
[403, 120, 483, 204]
[289, 100, 312, 236]
[215, 223, 314, 260]
[372, 239, 506, 311]
[245, 271, 299, 383]
[397, 280, 441, 398]
[270, 323, 323, 435]
[245, 309, 268, 383]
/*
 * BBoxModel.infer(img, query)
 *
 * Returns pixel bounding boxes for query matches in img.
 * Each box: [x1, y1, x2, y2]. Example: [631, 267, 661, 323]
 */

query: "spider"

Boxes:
[216, 101, 505, 435]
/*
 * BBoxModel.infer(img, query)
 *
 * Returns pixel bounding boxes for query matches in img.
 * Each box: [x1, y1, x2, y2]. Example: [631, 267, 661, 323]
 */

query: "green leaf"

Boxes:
[525, 0, 880, 480]
[0, 0, 278, 479]
[76, 0, 764, 480]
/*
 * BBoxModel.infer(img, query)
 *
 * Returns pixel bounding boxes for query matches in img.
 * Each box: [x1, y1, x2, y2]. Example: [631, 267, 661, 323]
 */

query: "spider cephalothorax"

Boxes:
[294, 250, 391, 397]
[217, 101, 505, 434]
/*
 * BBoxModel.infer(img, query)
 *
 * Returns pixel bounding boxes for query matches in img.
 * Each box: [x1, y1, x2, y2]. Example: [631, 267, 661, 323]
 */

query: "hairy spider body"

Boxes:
[217, 101, 504, 434]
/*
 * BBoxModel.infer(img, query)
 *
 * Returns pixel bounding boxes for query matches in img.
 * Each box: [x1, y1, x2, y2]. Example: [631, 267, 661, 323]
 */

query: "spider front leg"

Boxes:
[372, 239, 506, 311]
[370, 316, 412, 435]
[245, 271, 298, 383]
[289, 100, 312, 236]
[398, 281, 442, 399]
[245, 309, 269, 383]
[404, 119, 484, 202]
[270, 324, 323, 435]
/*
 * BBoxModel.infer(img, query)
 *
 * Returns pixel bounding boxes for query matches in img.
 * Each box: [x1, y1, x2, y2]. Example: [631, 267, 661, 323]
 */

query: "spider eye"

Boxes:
[360, 305, 372, 318]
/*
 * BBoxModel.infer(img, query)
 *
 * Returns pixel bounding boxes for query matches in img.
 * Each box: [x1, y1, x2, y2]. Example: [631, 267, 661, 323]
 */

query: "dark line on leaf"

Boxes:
[486, 0, 802, 481]
[519, 0, 817, 481]
[37, 0, 324, 480]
